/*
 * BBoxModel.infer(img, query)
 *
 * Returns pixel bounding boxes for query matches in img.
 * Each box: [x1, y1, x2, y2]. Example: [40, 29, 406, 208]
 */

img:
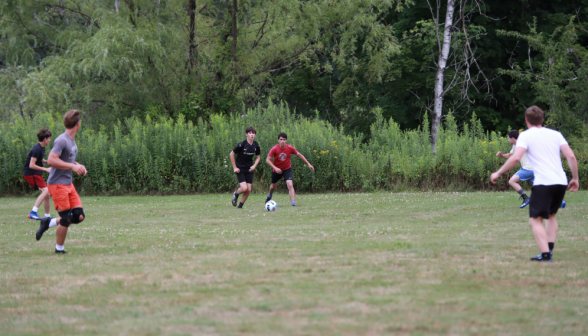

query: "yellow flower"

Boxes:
[313, 150, 317, 152]
[519, 129, 524, 133]
[317, 156, 320, 158]
[334, 156, 338, 159]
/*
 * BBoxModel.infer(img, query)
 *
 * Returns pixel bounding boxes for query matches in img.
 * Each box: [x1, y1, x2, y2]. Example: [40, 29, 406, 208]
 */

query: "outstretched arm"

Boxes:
[490, 147, 525, 183]
[296, 153, 314, 171]
[561, 144, 579, 191]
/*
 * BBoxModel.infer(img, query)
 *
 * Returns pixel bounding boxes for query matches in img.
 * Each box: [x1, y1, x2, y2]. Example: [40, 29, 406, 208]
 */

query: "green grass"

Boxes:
[1, 191, 588, 335]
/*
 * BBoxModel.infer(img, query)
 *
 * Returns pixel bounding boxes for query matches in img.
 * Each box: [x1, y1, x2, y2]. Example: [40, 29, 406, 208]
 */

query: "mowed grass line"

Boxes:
[1, 191, 587, 335]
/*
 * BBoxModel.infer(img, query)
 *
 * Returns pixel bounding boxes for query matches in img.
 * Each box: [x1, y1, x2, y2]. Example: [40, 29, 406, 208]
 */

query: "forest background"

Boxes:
[1, 0, 587, 194]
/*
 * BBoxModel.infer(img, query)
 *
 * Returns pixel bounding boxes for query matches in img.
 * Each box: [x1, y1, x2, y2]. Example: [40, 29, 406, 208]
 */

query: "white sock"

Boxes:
[32, 206, 39, 212]
[45, 213, 51, 218]
[49, 218, 57, 228]
[56, 244, 64, 251]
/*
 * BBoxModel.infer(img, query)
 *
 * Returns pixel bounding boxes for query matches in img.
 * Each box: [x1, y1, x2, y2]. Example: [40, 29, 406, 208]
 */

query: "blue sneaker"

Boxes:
[560, 201, 566, 208]
[28, 211, 41, 220]
[519, 196, 531, 209]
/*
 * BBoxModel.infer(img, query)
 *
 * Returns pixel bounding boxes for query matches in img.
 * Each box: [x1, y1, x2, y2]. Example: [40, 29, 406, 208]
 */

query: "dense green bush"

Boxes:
[1, 103, 586, 195]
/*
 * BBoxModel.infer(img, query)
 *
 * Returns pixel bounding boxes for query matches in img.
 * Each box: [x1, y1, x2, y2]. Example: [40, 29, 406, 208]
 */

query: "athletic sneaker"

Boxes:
[531, 251, 553, 261]
[55, 249, 68, 254]
[232, 191, 239, 207]
[28, 211, 41, 220]
[519, 196, 531, 209]
[36, 217, 51, 241]
[265, 196, 272, 204]
[560, 201, 567, 208]
[530, 254, 553, 262]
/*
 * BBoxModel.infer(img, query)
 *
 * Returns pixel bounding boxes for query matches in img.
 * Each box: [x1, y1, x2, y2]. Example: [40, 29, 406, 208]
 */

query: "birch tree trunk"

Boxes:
[431, 0, 456, 153]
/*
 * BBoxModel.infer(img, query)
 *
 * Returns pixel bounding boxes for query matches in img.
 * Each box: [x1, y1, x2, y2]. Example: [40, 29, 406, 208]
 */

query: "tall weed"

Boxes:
[1, 102, 585, 195]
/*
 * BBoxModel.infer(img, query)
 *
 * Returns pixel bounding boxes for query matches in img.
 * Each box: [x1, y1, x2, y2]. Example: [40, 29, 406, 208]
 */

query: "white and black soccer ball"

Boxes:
[265, 200, 277, 211]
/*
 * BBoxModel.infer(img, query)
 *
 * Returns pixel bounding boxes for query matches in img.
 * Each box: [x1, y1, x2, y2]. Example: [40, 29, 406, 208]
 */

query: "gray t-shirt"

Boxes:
[47, 133, 78, 185]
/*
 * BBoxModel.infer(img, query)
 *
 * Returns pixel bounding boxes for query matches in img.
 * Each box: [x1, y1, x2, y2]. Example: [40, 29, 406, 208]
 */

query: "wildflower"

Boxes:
[313, 150, 317, 153]
[317, 156, 320, 158]
[334, 156, 338, 159]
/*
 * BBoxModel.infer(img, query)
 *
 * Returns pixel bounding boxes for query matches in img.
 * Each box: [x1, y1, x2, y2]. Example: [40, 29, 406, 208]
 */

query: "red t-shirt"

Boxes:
[268, 144, 298, 172]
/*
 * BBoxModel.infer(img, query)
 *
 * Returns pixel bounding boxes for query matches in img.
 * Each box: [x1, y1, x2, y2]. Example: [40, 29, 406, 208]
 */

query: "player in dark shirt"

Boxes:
[230, 126, 261, 208]
[23, 128, 53, 220]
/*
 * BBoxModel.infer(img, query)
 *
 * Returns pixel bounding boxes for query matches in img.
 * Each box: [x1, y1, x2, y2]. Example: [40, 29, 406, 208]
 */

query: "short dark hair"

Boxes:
[278, 132, 287, 139]
[245, 126, 256, 134]
[507, 129, 519, 139]
[37, 127, 52, 142]
[525, 106, 544, 126]
[63, 110, 81, 129]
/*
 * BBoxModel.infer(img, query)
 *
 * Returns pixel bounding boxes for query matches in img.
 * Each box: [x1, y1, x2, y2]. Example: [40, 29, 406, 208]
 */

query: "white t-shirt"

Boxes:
[516, 127, 568, 185]
[510, 145, 533, 170]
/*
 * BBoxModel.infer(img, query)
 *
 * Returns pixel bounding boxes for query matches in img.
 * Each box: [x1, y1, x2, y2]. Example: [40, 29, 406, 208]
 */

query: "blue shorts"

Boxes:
[515, 169, 535, 185]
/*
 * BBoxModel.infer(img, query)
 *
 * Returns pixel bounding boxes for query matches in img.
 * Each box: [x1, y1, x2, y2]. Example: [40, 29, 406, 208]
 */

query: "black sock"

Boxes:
[517, 189, 527, 198]
[237, 202, 244, 208]
[541, 252, 551, 260]
[548, 242, 554, 251]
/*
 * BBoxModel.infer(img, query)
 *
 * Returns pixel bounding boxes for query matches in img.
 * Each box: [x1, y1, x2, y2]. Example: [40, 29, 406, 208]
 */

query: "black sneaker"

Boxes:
[231, 191, 239, 207]
[55, 249, 68, 254]
[265, 196, 272, 204]
[36, 217, 51, 241]
[530, 255, 553, 262]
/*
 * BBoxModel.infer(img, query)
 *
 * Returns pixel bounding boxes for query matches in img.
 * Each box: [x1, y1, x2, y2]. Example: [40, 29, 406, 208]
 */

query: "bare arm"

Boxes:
[265, 155, 281, 173]
[296, 152, 314, 171]
[496, 152, 512, 159]
[29, 157, 51, 173]
[47, 152, 87, 176]
[490, 147, 525, 183]
[250, 155, 261, 172]
[229, 151, 239, 173]
[561, 144, 579, 191]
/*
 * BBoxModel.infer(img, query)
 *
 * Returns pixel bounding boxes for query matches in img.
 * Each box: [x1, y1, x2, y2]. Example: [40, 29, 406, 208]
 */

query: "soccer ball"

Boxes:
[265, 200, 277, 211]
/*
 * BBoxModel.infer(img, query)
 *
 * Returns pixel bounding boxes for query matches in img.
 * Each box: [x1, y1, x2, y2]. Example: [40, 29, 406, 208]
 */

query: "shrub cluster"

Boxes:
[1, 103, 585, 195]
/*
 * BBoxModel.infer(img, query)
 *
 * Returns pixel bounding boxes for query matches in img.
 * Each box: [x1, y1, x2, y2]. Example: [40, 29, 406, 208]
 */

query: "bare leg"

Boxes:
[268, 183, 278, 196]
[241, 183, 252, 203]
[529, 217, 549, 253]
[286, 180, 295, 203]
[56, 225, 68, 245]
[509, 175, 522, 192]
[237, 182, 249, 195]
[34, 187, 49, 208]
[545, 213, 558, 244]
[43, 189, 51, 215]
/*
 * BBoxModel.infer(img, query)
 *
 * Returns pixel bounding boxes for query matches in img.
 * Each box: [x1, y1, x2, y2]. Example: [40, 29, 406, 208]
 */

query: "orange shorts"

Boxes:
[47, 184, 82, 211]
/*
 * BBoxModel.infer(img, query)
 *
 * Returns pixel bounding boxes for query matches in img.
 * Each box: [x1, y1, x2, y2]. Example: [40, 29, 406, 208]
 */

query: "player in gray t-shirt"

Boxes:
[36, 110, 88, 254]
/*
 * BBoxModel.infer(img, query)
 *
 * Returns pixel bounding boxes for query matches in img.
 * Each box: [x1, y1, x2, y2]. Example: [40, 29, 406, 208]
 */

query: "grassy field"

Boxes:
[1, 191, 587, 335]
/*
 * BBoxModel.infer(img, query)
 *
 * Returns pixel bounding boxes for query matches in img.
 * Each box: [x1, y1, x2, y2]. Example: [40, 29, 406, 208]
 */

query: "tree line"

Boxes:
[1, 0, 588, 144]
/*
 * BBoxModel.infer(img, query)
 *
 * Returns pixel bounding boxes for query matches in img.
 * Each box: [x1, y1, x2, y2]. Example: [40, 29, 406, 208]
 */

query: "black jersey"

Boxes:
[23, 143, 45, 176]
[233, 140, 261, 169]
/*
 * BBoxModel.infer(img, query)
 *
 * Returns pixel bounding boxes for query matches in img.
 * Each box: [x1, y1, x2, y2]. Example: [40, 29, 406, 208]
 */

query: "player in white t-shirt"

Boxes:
[496, 129, 534, 208]
[491, 106, 579, 262]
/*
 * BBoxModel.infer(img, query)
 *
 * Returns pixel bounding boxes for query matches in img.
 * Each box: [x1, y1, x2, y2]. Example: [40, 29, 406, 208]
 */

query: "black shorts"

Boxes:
[529, 185, 567, 218]
[271, 168, 293, 184]
[236, 170, 254, 184]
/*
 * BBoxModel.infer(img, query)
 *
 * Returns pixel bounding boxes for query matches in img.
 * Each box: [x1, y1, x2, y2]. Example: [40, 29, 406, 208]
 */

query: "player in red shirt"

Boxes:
[265, 132, 314, 206]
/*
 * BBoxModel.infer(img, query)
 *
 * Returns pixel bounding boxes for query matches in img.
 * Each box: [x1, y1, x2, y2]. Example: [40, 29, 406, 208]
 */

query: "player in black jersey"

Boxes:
[230, 126, 261, 208]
